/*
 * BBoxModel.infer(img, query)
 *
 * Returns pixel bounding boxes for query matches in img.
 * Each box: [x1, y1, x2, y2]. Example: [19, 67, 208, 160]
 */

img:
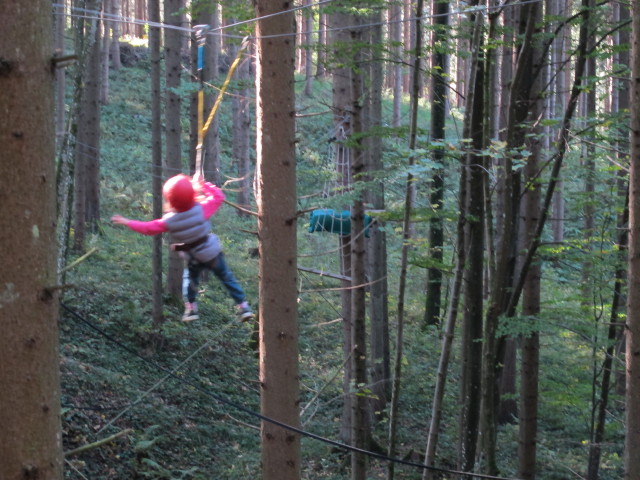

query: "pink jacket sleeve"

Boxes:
[126, 219, 168, 236]
[200, 182, 225, 219]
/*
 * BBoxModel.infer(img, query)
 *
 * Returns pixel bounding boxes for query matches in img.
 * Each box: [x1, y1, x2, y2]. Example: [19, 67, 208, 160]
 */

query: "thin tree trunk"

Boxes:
[457, 10, 484, 475]
[517, 45, 544, 476]
[423, 166, 467, 480]
[391, 0, 402, 127]
[387, 1, 423, 478]
[148, 0, 163, 327]
[316, 12, 327, 78]
[232, 43, 252, 214]
[424, 0, 449, 327]
[74, 2, 102, 251]
[330, 6, 354, 446]
[303, 0, 314, 97]
[55, 2, 66, 142]
[625, 1, 640, 477]
[100, 0, 110, 105]
[110, 0, 122, 70]
[588, 194, 628, 478]
[164, 0, 184, 298]
[350, 19, 368, 478]
[366, 5, 390, 419]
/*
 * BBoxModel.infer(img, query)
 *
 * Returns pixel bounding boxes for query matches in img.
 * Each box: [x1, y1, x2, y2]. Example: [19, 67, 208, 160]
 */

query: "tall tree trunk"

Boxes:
[350, 19, 369, 479]
[588, 197, 628, 478]
[110, 0, 122, 70]
[255, 1, 301, 478]
[330, 6, 354, 446]
[0, 0, 63, 476]
[164, 0, 184, 298]
[316, 12, 327, 78]
[74, 4, 102, 251]
[100, 0, 110, 105]
[303, 0, 314, 97]
[365, 5, 390, 420]
[55, 2, 66, 142]
[457, 10, 484, 474]
[517, 29, 544, 474]
[482, 3, 542, 472]
[390, 0, 403, 127]
[135, 0, 145, 38]
[424, 0, 449, 327]
[387, 1, 423, 478]
[589, 5, 630, 475]
[149, 0, 163, 327]
[551, 0, 569, 245]
[232, 42, 252, 214]
[496, 5, 518, 425]
[625, 1, 640, 477]
[423, 165, 467, 480]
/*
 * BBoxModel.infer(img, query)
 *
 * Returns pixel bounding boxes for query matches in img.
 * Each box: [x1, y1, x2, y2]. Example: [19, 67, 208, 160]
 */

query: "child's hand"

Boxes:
[111, 214, 130, 226]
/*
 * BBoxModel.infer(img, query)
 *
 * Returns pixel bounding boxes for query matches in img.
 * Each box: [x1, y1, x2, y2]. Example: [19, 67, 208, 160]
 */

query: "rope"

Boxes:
[195, 36, 250, 179]
[60, 302, 523, 480]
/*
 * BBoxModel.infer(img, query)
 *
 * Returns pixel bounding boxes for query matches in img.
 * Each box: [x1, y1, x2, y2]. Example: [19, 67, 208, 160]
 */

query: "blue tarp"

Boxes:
[308, 209, 372, 237]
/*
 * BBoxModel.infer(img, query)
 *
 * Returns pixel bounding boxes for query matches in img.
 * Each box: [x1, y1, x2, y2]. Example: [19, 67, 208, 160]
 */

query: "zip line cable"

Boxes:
[60, 302, 522, 480]
[53, 0, 545, 42]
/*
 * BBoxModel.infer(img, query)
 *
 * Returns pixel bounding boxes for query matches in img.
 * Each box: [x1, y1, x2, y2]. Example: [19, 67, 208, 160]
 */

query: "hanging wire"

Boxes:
[52, 0, 546, 42]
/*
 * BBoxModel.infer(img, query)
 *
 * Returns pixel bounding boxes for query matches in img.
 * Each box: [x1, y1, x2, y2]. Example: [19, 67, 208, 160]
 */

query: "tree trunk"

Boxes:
[517, 38, 544, 476]
[625, 1, 640, 477]
[303, 0, 314, 97]
[349, 17, 369, 480]
[100, 0, 110, 105]
[164, 0, 185, 298]
[457, 11, 484, 474]
[74, 4, 102, 251]
[365, 5, 390, 420]
[232, 41, 252, 214]
[588, 196, 628, 478]
[390, 0, 403, 127]
[495, 5, 518, 424]
[135, 0, 145, 38]
[254, 0, 301, 478]
[550, 0, 569, 245]
[149, 0, 163, 327]
[330, 6, 354, 446]
[0, 0, 63, 476]
[316, 12, 328, 78]
[423, 165, 467, 480]
[110, 0, 122, 70]
[423, 0, 449, 327]
[55, 2, 66, 142]
[387, 1, 424, 478]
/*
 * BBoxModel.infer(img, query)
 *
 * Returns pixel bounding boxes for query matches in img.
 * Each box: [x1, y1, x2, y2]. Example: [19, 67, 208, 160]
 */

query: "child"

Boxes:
[111, 173, 254, 322]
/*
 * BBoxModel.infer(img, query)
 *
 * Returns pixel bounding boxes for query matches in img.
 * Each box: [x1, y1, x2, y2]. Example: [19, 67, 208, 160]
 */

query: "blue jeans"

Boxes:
[184, 253, 246, 305]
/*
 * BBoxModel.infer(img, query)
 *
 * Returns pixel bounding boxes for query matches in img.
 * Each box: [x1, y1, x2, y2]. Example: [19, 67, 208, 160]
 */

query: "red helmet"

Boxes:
[163, 174, 195, 212]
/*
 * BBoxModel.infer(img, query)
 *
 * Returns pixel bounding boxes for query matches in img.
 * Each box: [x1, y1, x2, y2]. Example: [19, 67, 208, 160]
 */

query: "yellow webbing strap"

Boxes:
[195, 37, 250, 178]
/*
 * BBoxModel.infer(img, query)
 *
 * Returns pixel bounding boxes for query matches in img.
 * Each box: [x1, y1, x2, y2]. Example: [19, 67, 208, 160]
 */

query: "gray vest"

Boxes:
[163, 205, 222, 262]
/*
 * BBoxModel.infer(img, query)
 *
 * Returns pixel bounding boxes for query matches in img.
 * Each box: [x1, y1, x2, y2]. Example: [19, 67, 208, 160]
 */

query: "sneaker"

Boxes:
[182, 302, 199, 322]
[236, 302, 254, 321]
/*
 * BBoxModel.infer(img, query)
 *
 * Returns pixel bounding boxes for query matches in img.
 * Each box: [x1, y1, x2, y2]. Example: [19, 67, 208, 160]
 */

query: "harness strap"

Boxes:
[171, 235, 209, 252]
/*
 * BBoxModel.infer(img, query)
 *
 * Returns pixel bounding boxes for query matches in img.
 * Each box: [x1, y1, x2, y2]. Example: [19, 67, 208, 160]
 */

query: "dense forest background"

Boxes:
[5, 0, 640, 479]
